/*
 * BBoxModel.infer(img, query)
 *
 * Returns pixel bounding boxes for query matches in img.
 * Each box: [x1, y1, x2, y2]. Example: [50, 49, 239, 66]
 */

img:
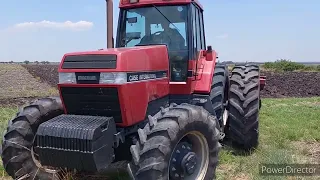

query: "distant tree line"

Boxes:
[23, 60, 50, 64]
[0, 60, 51, 64]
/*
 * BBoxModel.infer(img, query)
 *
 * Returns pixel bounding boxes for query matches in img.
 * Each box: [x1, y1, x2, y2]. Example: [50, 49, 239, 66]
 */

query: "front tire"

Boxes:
[227, 64, 260, 151]
[129, 103, 221, 180]
[1, 97, 65, 180]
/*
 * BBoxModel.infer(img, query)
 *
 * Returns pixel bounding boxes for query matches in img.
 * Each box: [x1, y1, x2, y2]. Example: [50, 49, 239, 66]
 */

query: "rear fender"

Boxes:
[193, 50, 218, 94]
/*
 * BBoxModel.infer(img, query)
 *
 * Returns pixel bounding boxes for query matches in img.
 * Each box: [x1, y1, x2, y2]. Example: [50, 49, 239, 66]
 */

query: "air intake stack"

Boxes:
[106, 0, 114, 48]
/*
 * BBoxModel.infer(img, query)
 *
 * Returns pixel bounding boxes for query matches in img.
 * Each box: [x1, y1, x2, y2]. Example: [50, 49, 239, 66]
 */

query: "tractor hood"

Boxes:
[58, 45, 169, 73]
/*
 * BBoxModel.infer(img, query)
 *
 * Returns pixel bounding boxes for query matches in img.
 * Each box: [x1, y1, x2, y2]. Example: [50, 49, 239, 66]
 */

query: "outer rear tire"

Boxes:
[129, 103, 220, 180]
[1, 97, 64, 180]
[227, 64, 260, 151]
[210, 64, 229, 130]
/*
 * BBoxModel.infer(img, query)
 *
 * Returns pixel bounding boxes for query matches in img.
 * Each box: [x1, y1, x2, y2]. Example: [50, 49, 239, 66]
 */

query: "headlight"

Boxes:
[100, 72, 127, 84]
[58, 72, 128, 84]
[59, 73, 76, 84]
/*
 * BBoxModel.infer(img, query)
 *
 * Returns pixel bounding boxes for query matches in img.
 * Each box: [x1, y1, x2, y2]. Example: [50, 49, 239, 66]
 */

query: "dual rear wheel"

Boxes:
[227, 64, 261, 150]
[208, 63, 260, 150]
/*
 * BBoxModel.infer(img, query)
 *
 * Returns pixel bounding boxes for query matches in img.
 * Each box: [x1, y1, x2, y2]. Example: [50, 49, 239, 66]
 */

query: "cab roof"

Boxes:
[119, 0, 203, 10]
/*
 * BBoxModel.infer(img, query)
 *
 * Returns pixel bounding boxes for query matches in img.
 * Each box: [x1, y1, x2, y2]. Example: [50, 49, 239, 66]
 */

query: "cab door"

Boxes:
[190, 3, 206, 81]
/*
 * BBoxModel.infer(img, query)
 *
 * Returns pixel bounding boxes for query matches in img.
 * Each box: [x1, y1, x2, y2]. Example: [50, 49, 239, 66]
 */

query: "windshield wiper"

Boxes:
[152, 4, 180, 32]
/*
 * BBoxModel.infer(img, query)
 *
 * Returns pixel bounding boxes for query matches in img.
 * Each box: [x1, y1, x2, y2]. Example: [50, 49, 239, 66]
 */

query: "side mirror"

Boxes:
[205, 46, 213, 61]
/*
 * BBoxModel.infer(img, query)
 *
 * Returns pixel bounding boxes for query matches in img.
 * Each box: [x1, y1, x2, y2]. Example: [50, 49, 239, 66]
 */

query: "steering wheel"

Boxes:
[152, 31, 163, 36]
[151, 31, 172, 46]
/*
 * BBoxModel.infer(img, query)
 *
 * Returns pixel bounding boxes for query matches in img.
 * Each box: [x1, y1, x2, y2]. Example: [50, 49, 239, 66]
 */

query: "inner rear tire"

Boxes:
[1, 97, 65, 180]
[210, 63, 229, 130]
[227, 64, 260, 151]
[129, 103, 221, 180]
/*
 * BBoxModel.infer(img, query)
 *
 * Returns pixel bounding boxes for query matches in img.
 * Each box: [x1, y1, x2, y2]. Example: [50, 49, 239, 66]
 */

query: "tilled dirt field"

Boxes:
[21, 64, 59, 87]
[0, 64, 58, 106]
[260, 71, 320, 98]
[21, 64, 320, 98]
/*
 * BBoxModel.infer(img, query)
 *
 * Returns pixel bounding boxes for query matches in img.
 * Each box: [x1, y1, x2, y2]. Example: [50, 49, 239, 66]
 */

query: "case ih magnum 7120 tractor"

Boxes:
[1, 0, 266, 179]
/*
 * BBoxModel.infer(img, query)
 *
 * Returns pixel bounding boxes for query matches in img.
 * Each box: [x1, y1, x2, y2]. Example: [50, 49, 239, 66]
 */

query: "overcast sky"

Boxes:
[0, 0, 319, 62]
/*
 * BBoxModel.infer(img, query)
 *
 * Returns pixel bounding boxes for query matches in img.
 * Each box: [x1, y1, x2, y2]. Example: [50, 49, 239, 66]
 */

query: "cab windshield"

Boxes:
[117, 5, 189, 81]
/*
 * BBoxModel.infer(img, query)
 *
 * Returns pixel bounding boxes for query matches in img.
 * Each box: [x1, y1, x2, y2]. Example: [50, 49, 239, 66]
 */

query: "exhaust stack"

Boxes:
[106, 0, 113, 48]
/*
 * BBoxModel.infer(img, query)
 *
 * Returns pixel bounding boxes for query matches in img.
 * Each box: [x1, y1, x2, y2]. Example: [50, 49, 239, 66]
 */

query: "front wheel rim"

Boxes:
[168, 131, 209, 180]
[31, 146, 60, 174]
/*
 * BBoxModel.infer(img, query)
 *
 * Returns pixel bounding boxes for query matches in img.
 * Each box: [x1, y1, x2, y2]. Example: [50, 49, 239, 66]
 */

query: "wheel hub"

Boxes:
[181, 152, 197, 175]
[169, 142, 198, 179]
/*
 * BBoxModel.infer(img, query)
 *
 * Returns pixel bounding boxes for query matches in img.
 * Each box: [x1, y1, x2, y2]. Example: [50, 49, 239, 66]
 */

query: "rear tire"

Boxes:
[210, 64, 229, 130]
[129, 103, 221, 180]
[227, 64, 260, 151]
[1, 97, 65, 180]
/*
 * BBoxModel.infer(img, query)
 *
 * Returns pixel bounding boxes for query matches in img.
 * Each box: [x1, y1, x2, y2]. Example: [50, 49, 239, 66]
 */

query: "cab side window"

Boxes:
[195, 8, 201, 51]
[191, 4, 204, 59]
[191, 5, 197, 59]
[199, 9, 205, 49]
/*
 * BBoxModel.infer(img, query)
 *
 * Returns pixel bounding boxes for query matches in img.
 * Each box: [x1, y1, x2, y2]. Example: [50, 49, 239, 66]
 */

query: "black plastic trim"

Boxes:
[169, 94, 220, 129]
[145, 95, 169, 117]
[187, 70, 193, 77]
[62, 54, 117, 69]
[127, 70, 168, 82]
[60, 87, 123, 123]
[75, 72, 100, 84]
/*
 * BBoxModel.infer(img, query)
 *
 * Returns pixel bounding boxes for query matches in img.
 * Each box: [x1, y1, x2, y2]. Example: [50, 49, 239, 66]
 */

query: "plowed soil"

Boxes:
[21, 64, 59, 87]
[6, 65, 320, 101]
[0, 64, 58, 107]
[260, 71, 320, 98]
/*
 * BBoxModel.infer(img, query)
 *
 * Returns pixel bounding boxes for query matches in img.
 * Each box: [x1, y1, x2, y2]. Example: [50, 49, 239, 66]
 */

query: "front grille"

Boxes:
[60, 87, 122, 123]
[62, 54, 117, 69]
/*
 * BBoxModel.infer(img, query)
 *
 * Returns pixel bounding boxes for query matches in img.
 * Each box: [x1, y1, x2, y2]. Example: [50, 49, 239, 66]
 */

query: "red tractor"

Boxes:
[1, 0, 266, 179]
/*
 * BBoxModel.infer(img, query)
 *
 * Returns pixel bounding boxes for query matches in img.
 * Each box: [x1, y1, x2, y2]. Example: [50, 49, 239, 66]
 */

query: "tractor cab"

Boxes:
[116, 0, 207, 82]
